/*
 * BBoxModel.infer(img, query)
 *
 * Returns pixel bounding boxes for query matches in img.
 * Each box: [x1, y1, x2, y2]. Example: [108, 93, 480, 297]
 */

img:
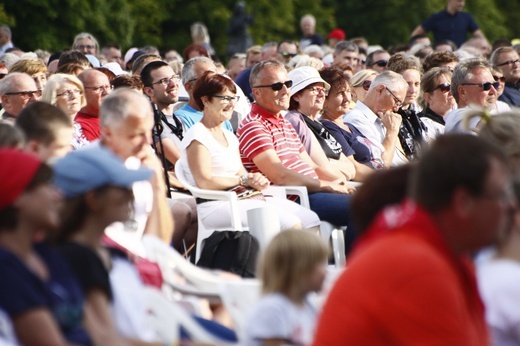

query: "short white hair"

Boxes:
[100, 88, 152, 129]
[300, 14, 316, 26]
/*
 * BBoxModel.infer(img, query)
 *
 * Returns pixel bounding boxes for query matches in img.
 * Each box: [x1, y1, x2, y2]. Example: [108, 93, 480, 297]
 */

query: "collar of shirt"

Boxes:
[354, 100, 381, 126]
[251, 102, 284, 125]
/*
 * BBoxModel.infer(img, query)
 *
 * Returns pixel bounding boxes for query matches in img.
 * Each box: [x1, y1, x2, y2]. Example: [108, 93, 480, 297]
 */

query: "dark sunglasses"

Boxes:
[280, 52, 297, 58]
[361, 80, 372, 91]
[372, 60, 388, 68]
[253, 80, 293, 91]
[493, 75, 506, 83]
[433, 83, 451, 93]
[461, 82, 500, 91]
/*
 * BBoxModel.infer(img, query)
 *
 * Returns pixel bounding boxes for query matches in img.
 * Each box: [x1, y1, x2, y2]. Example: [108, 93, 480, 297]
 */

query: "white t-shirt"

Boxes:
[477, 258, 520, 346]
[244, 293, 318, 346]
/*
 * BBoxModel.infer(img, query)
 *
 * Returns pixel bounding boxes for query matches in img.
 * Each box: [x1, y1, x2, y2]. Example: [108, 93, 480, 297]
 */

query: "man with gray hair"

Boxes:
[99, 88, 173, 245]
[491, 47, 520, 107]
[73, 32, 99, 56]
[300, 14, 323, 50]
[173, 57, 235, 131]
[0, 25, 14, 55]
[0, 72, 40, 122]
[332, 41, 360, 69]
[445, 58, 498, 133]
[344, 71, 407, 166]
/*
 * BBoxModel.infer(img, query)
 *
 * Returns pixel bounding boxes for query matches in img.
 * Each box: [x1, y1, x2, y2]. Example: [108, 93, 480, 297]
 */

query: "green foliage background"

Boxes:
[1, 0, 519, 61]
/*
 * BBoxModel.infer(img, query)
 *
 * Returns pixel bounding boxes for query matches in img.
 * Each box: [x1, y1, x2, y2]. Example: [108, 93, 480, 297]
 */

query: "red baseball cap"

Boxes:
[327, 28, 346, 41]
[0, 149, 42, 210]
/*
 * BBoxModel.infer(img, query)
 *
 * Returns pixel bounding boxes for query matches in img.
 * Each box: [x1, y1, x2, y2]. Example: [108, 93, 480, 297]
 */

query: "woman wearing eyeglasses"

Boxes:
[42, 73, 89, 149]
[418, 67, 455, 138]
[178, 71, 320, 231]
[349, 69, 377, 103]
[387, 54, 428, 161]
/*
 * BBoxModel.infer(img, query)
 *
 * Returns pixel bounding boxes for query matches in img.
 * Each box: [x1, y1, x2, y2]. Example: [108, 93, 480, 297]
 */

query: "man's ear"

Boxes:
[24, 140, 40, 155]
[451, 187, 474, 218]
[143, 86, 154, 99]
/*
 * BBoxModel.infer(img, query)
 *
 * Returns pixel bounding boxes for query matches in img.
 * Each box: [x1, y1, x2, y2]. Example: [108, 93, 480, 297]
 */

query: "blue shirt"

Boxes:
[175, 104, 233, 132]
[499, 83, 520, 107]
[421, 10, 479, 47]
[235, 66, 253, 102]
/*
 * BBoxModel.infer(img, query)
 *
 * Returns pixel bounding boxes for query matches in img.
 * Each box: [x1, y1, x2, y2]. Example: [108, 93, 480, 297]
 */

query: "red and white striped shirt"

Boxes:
[237, 103, 318, 179]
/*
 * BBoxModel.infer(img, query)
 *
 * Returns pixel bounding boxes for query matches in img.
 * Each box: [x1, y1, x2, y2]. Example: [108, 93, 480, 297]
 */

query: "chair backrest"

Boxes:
[331, 229, 346, 268]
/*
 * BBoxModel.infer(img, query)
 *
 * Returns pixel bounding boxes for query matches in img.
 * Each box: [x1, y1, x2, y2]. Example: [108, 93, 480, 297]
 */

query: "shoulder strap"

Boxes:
[161, 112, 184, 141]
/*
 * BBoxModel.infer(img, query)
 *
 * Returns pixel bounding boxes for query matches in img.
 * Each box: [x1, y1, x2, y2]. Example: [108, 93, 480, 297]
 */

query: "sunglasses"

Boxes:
[433, 83, 451, 93]
[4, 90, 42, 99]
[461, 82, 499, 91]
[372, 60, 388, 68]
[280, 52, 297, 59]
[361, 80, 372, 91]
[253, 80, 293, 91]
[493, 75, 506, 83]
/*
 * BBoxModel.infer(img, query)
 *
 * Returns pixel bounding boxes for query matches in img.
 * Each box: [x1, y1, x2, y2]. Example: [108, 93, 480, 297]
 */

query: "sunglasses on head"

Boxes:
[461, 81, 500, 91]
[433, 83, 451, 93]
[372, 60, 388, 68]
[253, 80, 293, 91]
[361, 80, 372, 91]
[493, 75, 506, 83]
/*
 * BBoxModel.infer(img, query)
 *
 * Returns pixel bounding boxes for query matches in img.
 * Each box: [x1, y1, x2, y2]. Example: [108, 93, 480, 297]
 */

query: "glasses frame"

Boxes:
[493, 75, 506, 83]
[305, 86, 328, 96]
[252, 80, 293, 91]
[152, 75, 180, 87]
[361, 80, 372, 91]
[4, 90, 42, 99]
[372, 60, 388, 68]
[213, 95, 240, 104]
[433, 83, 451, 93]
[57, 89, 83, 99]
[385, 86, 403, 108]
[461, 82, 499, 91]
[496, 59, 520, 67]
[84, 85, 114, 94]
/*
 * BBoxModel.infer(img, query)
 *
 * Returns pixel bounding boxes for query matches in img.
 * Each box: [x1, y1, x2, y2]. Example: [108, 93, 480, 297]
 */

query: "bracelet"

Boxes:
[239, 174, 248, 186]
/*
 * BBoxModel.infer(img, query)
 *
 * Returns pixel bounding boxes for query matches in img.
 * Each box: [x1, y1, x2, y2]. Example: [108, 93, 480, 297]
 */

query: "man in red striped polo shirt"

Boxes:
[237, 59, 357, 250]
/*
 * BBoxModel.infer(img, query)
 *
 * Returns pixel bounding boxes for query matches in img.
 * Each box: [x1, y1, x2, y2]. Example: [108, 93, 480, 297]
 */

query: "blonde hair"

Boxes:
[42, 73, 86, 110]
[350, 69, 377, 88]
[468, 109, 520, 159]
[258, 230, 328, 297]
[8, 58, 47, 76]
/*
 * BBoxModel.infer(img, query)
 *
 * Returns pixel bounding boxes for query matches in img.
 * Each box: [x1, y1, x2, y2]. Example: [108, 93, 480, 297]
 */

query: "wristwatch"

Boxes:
[239, 174, 249, 186]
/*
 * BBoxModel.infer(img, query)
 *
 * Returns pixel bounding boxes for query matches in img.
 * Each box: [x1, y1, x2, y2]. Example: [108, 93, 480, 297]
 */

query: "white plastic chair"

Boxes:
[175, 161, 244, 263]
[331, 228, 346, 268]
[144, 286, 234, 344]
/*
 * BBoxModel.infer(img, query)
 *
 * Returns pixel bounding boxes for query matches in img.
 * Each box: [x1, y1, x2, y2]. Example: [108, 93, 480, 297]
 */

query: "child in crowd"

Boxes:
[244, 230, 328, 346]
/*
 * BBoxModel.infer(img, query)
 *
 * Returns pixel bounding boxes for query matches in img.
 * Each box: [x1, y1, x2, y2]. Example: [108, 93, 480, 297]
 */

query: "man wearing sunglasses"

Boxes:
[344, 71, 408, 167]
[365, 50, 391, 74]
[0, 72, 41, 123]
[491, 47, 520, 107]
[445, 58, 498, 133]
[277, 40, 298, 64]
[238, 60, 358, 245]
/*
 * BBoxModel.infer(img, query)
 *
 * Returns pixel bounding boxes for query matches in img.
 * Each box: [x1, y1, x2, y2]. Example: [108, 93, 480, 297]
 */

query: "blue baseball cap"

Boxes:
[53, 146, 153, 198]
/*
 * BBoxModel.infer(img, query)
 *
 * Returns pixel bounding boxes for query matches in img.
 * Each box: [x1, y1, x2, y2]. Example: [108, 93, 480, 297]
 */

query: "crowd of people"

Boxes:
[2, 0, 520, 343]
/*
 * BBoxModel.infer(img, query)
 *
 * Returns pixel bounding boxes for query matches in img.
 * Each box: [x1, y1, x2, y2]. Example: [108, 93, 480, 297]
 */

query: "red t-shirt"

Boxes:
[237, 103, 318, 179]
[313, 202, 489, 346]
[74, 111, 100, 142]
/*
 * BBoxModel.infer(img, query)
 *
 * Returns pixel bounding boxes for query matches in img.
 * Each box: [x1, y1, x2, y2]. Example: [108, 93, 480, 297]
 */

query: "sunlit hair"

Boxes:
[72, 32, 99, 54]
[419, 67, 452, 109]
[387, 53, 422, 74]
[8, 58, 47, 76]
[258, 229, 328, 297]
[192, 71, 236, 110]
[451, 58, 491, 103]
[320, 66, 350, 95]
[422, 51, 459, 73]
[42, 73, 86, 110]
[350, 69, 377, 88]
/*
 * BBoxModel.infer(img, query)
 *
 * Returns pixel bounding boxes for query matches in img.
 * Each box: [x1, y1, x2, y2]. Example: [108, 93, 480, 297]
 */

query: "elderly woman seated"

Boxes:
[177, 71, 320, 231]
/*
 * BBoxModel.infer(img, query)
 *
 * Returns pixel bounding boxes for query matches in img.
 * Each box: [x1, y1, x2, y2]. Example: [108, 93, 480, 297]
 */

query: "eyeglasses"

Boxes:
[151, 75, 180, 87]
[84, 85, 113, 94]
[461, 82, 499, 91]
[306, 86, 328, 95]
[372, 60, 388, 68]
[433, 83, 451, 93]
[280, 52, 297, 59]
[76, 44, 95, 51]
[57, 89, 83, 98]
[214, 95, 240, 104]
[386, 87, 403, 108]
[361, 80, 372, 91]
[252, 80, 293, 91]
[496, 59, 520, 67]
[4, 90, 42, 99]
[493, 75, 506, 83]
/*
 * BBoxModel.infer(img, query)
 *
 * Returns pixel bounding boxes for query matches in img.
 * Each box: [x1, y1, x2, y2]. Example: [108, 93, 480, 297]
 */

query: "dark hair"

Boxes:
[48, 51, 63, 65]
[409, 34, 429, 46]
[56, 62, 86, 75]
[320, 66, 350, 95]
[131, 53, 161, 75]
[0, 164, 52, 230]
[352, 165, 412, 232]
[433, 40, 457, 52]
[422, 51, 459, 73]
[192, 71, 236, 110]
[410, 134, 507, 212]
[57, 51, 91, 68]
[15, 102, 71, 145]
[140, 60, 169, 87]
[183, 44, 210, 62]
[111, 75, 144, 90]
[387, 53, 422, 74]
[365, 50, 388, 68]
